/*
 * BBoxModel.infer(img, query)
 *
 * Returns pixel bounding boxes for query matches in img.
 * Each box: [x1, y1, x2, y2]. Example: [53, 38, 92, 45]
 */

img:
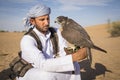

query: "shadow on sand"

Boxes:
[0, 67, 13, 80]
[79, 59, 112, 80]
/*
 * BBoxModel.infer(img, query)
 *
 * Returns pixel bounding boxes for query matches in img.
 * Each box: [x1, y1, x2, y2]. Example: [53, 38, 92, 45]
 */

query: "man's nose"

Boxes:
[45, 20, 49, 25]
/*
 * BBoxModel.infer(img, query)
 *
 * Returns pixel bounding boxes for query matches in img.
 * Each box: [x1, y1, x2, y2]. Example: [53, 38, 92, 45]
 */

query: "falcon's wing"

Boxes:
[61, 28, 86, 46]
[67, 19, 90, 39]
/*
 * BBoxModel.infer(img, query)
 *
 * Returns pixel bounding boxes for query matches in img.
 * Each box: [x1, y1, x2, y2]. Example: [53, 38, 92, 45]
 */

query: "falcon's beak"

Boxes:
[54, 21, 57, 23]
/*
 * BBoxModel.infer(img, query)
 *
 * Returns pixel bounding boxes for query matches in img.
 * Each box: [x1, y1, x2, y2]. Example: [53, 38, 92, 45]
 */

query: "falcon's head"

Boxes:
[54, 16, 68, 26]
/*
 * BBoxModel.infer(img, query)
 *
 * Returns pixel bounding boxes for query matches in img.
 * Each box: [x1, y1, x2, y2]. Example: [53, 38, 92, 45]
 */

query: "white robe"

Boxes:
[17, 28, 81, 80]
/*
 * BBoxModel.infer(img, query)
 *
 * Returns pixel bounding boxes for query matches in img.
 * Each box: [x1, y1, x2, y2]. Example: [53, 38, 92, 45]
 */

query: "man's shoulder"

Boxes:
[21, 34, 36, 43]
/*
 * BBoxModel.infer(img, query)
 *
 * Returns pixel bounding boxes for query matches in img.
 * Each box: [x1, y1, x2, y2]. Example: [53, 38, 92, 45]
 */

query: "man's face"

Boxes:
[30, 15, 50, 34]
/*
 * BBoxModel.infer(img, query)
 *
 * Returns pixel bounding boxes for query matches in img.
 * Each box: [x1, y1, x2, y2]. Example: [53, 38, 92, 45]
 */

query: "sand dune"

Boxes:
[0, 24, 120, 80]
[84, 24, 120, 80]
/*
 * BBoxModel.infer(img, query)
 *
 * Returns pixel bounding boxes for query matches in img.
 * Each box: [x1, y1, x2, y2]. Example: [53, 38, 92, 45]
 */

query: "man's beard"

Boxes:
[36, 25, 49, 34]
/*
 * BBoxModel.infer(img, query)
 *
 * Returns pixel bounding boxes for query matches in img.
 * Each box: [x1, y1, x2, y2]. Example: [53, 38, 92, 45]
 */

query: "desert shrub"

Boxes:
[0, 30, 8, 32]
[108, 21, 120, 37]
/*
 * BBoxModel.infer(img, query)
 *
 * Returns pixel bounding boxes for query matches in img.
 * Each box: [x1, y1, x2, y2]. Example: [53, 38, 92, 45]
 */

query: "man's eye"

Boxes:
[39, 19, 45, 21]
[47, 18, 49, 20]
[39, 18, 49, 21]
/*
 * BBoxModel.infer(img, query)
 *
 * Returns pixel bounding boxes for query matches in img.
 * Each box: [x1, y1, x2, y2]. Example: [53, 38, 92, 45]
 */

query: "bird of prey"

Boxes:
[55, 16, 107, 62]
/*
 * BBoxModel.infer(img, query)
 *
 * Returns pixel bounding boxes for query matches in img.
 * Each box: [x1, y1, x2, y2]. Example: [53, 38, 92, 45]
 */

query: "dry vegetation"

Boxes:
[107, 21, 120, 37]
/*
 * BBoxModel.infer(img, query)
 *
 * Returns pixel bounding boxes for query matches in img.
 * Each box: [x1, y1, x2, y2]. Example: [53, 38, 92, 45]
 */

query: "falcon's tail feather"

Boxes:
[93, 45, 107, 53]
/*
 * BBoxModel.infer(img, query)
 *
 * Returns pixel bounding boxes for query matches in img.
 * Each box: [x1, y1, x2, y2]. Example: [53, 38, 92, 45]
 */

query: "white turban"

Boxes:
[23, 3, 51, 27]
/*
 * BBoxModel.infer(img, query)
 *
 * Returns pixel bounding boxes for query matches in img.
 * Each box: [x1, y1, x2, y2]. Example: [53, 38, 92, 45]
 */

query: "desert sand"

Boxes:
[0, 24, 120, 80]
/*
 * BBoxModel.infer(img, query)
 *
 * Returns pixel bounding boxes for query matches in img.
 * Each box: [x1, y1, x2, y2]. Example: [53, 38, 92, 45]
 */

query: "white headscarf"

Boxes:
[23, 3, 51, 27]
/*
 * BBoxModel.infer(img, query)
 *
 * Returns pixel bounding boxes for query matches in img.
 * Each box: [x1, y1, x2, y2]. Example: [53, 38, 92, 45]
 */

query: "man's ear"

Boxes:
[30, 18, 35, 25]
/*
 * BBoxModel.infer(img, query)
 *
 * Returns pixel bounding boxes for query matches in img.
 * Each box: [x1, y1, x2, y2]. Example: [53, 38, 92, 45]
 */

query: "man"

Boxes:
[17, 3, 87, 80]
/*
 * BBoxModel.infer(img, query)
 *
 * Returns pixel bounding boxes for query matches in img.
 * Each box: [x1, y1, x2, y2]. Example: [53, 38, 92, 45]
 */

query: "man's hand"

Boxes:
[72, 48, 87, 62]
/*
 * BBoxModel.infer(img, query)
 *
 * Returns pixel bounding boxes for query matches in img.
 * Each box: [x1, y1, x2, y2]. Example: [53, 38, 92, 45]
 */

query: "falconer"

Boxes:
[16, 3, 87, 80]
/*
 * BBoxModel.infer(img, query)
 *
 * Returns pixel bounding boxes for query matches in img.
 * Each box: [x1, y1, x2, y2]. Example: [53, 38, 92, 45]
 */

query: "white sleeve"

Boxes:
[20, 35, 74, 72]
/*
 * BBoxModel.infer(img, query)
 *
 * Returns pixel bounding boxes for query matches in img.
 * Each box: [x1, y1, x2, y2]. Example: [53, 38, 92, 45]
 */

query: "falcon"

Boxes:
[55, 16, 107, 62]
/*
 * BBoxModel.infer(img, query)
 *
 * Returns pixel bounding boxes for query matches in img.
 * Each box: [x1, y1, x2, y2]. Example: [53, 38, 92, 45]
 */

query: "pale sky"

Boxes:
[0, 0, 120, 31]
